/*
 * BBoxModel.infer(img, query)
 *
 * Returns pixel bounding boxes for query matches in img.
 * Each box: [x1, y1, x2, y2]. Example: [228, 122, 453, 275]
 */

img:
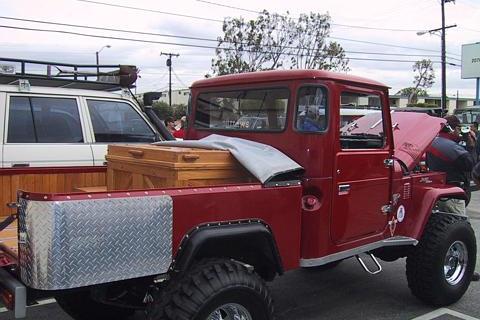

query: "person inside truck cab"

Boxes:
[296, 87, 327, 132]
[426, 115, 474, 215]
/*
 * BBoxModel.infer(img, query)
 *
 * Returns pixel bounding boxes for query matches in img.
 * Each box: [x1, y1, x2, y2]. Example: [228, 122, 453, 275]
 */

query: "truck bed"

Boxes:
[1, 182, 303, 287]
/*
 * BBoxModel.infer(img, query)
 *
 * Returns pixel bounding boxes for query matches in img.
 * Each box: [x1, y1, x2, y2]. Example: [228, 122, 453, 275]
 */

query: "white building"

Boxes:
[157, 89, 190, 106]
[388, 95, 477, 114]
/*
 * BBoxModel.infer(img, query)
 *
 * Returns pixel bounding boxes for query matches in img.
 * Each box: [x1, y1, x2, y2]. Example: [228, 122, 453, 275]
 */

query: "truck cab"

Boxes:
[185, 70, 449, 260]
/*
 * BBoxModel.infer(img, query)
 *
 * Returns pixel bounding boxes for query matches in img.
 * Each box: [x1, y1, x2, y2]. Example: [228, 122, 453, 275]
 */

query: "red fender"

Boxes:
[399, 184, 465, 240]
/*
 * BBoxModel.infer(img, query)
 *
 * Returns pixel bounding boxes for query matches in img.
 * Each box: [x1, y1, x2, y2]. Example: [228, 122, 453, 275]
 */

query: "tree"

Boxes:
[152, 101, 186, 120]
[396, 87, 428, 98]
[210, 10, 349, 76]
[397, 59, 435, 104]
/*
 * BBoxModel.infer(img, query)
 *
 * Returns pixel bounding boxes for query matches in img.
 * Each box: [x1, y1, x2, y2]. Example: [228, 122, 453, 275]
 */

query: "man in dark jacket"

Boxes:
[426, 115, 474, 215]
[428, 115, 479, 281]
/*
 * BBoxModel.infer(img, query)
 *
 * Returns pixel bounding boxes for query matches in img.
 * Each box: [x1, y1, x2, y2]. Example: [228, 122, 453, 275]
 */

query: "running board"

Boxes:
[300, 236, 418, 268]
[356, 253, 382, 275]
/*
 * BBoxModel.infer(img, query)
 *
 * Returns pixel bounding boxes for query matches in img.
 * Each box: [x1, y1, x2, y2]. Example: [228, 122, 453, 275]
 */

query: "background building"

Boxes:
[388, 95, 477, 114]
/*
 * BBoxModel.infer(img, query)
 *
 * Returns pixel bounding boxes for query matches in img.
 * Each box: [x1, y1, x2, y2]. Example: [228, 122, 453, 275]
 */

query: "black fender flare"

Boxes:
[171, 220, 284, 279]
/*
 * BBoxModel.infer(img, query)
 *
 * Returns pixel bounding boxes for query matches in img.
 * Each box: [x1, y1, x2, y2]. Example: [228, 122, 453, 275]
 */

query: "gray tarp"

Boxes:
[153, 134, 303, 183]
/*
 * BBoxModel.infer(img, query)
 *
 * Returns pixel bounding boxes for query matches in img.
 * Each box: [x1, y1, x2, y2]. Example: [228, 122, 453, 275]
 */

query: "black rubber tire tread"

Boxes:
[55, 291, 135, 320]
[147, 258, 274, 320]
[406, 213, 477, 306]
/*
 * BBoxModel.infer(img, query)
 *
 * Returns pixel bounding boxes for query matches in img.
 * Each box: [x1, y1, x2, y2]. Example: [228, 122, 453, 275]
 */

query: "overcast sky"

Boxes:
[1, 0, 479, 98]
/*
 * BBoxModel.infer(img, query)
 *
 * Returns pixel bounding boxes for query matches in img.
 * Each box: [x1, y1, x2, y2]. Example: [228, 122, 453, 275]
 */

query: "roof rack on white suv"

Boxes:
[0, 57, 138, 91]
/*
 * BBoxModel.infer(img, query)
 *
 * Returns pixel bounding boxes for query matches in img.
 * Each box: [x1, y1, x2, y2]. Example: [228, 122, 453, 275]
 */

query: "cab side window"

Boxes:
[295, 86, 327, 133]
[339, 92, 384, 149]
[87, 100, 156, 142]
[7, 96, 83, 143]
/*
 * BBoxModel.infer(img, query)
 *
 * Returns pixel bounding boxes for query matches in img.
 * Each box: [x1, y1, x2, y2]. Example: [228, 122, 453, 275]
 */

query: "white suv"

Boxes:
[0, 58, 161, 218]
[0, 85, 158, 167]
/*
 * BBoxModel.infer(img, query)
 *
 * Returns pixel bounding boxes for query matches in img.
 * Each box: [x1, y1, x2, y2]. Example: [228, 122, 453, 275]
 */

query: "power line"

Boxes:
[0, 24, 458, 65]
[330, 35, 460, 57]
[69, 0, 462, 56]
[0, 15, 461, 60]
[74, 0, 223, 23]
[196, 0, 423, 32]
[172, 68, 189, 88]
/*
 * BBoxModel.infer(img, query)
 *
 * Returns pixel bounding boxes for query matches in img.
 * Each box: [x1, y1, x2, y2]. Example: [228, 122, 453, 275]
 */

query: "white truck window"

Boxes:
[8, 96, 83, 143]
[195, 88, 288, 131]
[87, 100, 156, 143]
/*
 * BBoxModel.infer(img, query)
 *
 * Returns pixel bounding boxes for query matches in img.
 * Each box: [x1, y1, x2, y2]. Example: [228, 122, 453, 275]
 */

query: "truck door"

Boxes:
[331, 90, 392, 245]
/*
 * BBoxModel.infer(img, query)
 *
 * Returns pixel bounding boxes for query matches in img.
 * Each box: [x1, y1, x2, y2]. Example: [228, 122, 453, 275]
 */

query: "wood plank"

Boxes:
[1, 171, 107, 217]
[74, 186, 107, 193]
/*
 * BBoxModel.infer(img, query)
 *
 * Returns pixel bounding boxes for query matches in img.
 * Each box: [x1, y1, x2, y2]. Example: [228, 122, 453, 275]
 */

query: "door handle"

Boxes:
[338, 184, 351, 194]
[12, 163, 30, 168]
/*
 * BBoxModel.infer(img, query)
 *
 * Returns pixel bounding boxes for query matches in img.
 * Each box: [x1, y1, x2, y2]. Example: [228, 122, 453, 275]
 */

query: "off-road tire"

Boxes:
[147, 258, 274, 320]
[55, 291, 135, 320]
[406, 213, 477, 306]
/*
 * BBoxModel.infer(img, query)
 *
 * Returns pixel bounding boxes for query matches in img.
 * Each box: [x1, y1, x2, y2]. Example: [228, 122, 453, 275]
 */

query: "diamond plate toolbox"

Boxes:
[18, 195, 173, 290]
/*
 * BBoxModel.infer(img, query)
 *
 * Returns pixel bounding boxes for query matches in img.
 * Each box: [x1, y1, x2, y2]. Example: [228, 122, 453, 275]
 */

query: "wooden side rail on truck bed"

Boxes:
[0, 168, 106, 218]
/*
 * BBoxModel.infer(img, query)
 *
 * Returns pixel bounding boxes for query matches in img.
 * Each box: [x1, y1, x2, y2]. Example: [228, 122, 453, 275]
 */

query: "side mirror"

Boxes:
[143, 92, 163, 107]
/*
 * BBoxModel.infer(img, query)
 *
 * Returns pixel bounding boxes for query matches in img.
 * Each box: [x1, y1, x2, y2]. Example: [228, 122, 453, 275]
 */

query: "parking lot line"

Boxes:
[412, 308, 480, 320]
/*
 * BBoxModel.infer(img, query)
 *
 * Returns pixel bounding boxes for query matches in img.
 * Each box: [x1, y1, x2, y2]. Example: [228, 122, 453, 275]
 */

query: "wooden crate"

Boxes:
[106, 144, 255, 190]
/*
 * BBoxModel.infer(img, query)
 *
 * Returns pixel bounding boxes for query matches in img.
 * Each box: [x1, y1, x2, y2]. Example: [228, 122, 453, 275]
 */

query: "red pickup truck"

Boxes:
[0, 70, 476, 320]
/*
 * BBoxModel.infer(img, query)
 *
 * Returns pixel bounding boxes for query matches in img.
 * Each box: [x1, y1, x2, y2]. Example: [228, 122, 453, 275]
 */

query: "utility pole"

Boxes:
[441, 0, 455, 115]
[417, 24, 456, 115]
[160, 52, 180, 107]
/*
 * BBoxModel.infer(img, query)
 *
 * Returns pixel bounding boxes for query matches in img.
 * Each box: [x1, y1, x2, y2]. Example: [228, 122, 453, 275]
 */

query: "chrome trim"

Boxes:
[356, 253, 382, 275]
[338, 184, 351, 193]
[300, 236, 418, 267]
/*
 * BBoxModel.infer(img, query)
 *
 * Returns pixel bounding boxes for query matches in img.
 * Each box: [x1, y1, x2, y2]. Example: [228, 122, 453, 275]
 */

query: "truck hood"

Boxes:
[391, 112, 445, 170]
[342, 112, 445, 171]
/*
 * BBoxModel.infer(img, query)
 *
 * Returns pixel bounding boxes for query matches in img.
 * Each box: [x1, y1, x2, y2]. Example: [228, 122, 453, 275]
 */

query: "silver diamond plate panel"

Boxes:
[18, 196, 173, 290]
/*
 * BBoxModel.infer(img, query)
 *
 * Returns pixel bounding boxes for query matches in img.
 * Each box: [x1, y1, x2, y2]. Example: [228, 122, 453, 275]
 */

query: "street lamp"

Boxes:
[416, 24, 456, 115]
[95, 45, 111, 76]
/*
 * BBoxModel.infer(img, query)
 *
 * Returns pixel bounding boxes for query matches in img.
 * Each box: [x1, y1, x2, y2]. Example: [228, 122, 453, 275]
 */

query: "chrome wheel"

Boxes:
[207, 303, 253, 320]
[444, 240, 468, 286]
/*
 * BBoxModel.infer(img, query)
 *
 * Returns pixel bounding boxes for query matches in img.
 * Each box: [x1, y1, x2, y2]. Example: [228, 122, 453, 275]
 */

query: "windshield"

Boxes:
[195, 88, 289, 131]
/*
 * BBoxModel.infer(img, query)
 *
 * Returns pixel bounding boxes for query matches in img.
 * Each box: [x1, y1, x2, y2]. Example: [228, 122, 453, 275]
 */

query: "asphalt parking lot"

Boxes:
[1, 196, 479, 320]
